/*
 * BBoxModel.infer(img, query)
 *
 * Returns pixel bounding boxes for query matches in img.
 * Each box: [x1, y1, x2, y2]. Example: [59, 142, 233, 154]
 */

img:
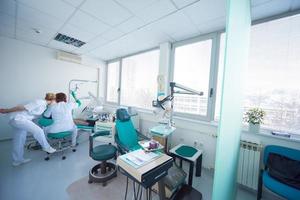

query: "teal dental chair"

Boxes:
[114, 108, 148, 154]
[88, 130, 117, 186]
[257, 145, 300, 200]
[114, 108, 202, 199]
[38, 117, 76, 160]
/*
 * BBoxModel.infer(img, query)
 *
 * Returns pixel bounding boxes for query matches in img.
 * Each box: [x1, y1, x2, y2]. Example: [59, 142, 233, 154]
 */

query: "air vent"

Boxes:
[56, 51, 82, 64]
[54, 33, 85, 47]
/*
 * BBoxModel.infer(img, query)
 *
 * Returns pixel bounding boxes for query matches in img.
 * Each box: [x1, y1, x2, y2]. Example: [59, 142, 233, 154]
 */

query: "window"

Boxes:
[106, 61, 120, 103]
[120, 50, 159, 109]
[172, 39, 213, 117]
[216, 14, 300, 134]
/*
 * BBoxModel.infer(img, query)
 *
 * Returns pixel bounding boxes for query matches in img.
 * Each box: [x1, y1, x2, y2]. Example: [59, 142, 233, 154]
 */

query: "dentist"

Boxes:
[0, 93, 56, 166]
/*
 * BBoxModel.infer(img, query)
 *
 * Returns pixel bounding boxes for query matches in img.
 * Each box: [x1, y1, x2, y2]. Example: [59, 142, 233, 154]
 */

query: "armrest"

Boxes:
[114, 133, 130, 154]
[91, 130, 110, 138]
[89, 130, 110, 156]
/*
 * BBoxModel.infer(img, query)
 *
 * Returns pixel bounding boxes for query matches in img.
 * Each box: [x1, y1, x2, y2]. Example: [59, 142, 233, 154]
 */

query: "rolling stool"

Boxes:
[45, 131, 76, 160]
[88, 131, 117, 186]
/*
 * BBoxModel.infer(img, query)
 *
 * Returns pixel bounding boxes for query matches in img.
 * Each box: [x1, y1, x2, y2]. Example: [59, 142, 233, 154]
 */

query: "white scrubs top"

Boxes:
[43, 102, 77, 133]
[10, 99, 47, 121]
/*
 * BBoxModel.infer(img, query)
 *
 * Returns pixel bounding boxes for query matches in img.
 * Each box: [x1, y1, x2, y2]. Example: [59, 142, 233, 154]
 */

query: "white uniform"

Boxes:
[9, 99, 51, 162]
[43, 102, 78, 146]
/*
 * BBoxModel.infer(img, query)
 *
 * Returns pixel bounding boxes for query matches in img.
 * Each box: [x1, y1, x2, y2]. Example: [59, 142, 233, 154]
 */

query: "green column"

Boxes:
[212, 0, 251, 200]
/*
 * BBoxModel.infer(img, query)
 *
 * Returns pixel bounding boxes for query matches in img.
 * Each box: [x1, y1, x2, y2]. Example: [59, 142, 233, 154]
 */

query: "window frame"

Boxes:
[105, 47, 160, 111]
[105, 59, 121, 105]
[214, 12, 300, 135]
[170, 32, 221, 121]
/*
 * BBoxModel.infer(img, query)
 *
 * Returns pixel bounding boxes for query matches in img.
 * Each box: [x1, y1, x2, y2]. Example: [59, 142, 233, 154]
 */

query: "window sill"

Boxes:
[243, 129, 300, 143]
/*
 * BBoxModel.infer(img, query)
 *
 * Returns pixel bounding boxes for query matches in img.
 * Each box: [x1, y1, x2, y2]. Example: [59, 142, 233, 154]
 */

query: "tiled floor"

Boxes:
[0, 133, 278, 200]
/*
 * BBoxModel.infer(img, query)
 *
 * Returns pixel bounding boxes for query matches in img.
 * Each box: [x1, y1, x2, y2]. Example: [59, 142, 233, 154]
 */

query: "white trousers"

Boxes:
[10, 118, 51, 162]
[44, 125, 78, 146]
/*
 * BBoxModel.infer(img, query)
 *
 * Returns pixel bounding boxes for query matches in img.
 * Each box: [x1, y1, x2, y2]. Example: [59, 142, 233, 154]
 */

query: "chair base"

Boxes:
[88, 161, 117, 186]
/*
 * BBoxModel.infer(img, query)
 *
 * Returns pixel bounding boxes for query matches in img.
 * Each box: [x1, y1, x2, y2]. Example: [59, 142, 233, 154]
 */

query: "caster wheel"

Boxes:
[45, 157, 49, 161]
[62, 156, 66, 160]
[72, 149, 76, 152]
[88, 180, 92, 184]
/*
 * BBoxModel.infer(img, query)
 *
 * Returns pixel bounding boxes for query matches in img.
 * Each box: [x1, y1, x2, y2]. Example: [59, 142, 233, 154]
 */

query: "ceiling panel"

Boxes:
[115, 0, 158, 13]
[0, 0, 16, 16]
[197, 16, 225, 34]
[0, 25, 15, 39]
[101, 28, 124, 41]
[251, 0, 291, 21]
[17, 0, 75, 21]
[80, 0, 133, 26]
[48, 40, 77, 52]
[171, 0, 199, 9]
[183, 0, 226, 26]
[251, 0, 273, 7]
[16, 26, 53, 46]
[0, 12, 15, 28]
[150, 11, 199, 39]
[291, 0, 300, 10]
[68, 10, 110, 35]
[135, 0, 177, 23]
[17, 4, 64, 30]
[116, 17, 145, 34]
[60, 24, 96, 42]
[73, 35, 108, 54]
[0, 13, 15, 38]
[63, 0, 85, 7]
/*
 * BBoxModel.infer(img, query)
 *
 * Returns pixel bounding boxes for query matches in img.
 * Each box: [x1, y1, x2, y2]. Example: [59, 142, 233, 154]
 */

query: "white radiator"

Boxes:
[237, 140, 262, 190]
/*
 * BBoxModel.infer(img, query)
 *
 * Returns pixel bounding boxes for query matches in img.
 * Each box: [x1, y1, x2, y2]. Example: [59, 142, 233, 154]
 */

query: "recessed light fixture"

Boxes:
[54, 33, 85, 48]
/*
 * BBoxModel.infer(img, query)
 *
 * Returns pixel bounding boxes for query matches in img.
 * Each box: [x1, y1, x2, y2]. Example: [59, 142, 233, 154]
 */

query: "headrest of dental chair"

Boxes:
[116, 108, 131, 122]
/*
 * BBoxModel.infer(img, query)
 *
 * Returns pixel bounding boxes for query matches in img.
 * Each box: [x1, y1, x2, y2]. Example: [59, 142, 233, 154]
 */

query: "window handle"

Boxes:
[210, 88, 214, 97]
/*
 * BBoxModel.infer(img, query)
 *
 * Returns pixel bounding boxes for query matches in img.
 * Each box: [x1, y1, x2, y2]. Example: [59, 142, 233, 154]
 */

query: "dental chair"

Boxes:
[115, 108, 202, 199]
[114, 108, 148, 154]
[38, 117, 76, 160]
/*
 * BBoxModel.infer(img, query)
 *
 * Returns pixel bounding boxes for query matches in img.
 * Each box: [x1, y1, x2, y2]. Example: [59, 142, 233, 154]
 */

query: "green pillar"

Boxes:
[212, 0, 251, 199]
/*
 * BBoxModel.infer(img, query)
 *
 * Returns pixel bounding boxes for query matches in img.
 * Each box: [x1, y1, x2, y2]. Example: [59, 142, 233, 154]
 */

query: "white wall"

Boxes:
[0, 36, 105, 140]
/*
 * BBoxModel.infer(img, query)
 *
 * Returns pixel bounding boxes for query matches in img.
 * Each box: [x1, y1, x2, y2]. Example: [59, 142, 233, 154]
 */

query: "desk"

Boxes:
[169, 144, 203, 186]
[150, 125, 176, 153]
[117, 151, 173, 200]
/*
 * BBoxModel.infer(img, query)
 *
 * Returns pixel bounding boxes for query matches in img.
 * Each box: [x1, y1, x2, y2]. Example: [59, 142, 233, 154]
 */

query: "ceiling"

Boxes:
[1, 0, 300, 61]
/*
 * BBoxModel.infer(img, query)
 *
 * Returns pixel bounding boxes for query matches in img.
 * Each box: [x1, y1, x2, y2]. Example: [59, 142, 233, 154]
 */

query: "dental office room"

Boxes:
[1, 0, 300, 200]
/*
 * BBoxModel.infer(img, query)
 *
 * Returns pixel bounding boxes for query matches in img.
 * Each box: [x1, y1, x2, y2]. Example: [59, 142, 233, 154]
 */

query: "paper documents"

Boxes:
[121, 149, 162, 168]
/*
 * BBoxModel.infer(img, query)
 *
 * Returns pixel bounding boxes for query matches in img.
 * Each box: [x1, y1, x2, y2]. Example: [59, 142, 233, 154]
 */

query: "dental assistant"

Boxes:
[43, 93, 79, 147]
[0, 93, 57, 166]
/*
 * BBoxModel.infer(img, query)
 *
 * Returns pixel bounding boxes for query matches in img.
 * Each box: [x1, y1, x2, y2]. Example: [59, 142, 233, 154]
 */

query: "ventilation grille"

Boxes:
[56, 51, 82, 64]
[54, 33, 85, 47]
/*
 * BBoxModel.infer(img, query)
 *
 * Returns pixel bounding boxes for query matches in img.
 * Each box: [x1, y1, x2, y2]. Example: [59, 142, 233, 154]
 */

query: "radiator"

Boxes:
[237, 140, 262, 190]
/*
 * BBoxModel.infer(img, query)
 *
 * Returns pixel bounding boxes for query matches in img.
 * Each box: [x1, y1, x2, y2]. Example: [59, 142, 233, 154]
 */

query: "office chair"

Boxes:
[257, 145, 300, 200]
[88, 130, 117, 186]
[38, 117, 76, 160]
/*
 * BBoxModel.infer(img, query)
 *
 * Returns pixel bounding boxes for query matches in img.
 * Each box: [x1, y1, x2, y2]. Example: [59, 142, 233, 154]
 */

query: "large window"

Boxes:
[120, 50, 159, 109]
[216, 14, 300, 134]
[106, 61, 120, 103]
[172, 38, 213, 117]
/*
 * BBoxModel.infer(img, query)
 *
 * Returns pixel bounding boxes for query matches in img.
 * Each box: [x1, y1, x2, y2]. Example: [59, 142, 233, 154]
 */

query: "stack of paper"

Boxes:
[121, 149, 162, 168]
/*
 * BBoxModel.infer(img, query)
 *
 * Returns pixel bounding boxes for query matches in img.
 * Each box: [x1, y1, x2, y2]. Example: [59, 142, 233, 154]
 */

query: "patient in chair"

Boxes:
[43, 93, 78, 147]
